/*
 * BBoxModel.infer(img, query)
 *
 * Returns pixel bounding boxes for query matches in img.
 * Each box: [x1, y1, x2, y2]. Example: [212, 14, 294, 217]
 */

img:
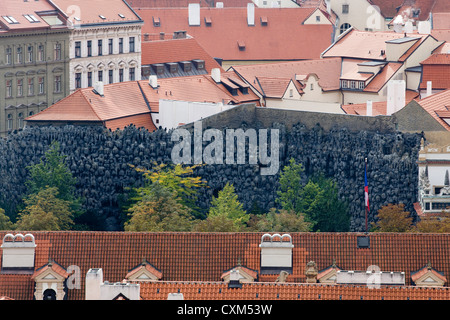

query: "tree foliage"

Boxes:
[371, 203, 413, 232]
[0, 208, 13, 230]
[248, 208, 312, 232]
[15, 187, 74, 231]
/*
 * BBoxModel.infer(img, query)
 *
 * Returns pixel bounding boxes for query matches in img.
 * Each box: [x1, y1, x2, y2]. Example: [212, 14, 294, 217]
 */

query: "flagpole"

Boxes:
[365, 158, 368, 233]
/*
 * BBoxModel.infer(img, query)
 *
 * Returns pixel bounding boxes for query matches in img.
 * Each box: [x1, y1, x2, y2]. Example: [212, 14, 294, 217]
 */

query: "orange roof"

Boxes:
[256, 77, 292, 98]
[1, 231, 450, 300]
[128, 0, 252, 8]
[26, 81, 156, 131]
[137, 8, 334, 61]
[31, 261, 70, 280]
[433, 41, 450, 54]
[411, 264, 447, 284]
[138, 71, 260, 113]
[141, 37, 223, 73]
[364, 62, 403, 93]
[419, 54, 450, 90]
[0, 0, 68, 31]
[322, 29, 429, 61]
[232, 58, 342, 94]
[139, 280, 450, 300]
[51, 0, 142, 25]
[421, 53, 450, 65]
[433, 12, 450, 29]
[414, 89, 450, 130]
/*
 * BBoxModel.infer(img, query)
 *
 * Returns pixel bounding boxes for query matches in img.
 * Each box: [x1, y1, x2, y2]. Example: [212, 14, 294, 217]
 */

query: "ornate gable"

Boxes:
[125, 260, 162, 281]
[411, 263, 447, 287]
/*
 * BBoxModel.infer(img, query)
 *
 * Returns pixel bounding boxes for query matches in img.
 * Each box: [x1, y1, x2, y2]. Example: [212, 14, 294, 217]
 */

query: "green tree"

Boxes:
[15, 187, 74, 231]
[248, 208, 311, 232]
[276, 158, 304, 213]
[194, 183, 248, 232]
[124, 182, 194, 232]
[0, 208, 13, 230]
[371, 203, 413, 232]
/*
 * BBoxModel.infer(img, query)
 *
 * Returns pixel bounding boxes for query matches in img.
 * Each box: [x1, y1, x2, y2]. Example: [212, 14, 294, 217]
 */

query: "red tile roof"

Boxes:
[368, 0, 404, 18]
[1, 231, 450, 300]
[128, 0, 252, 8]
[232, 58, 342, 94]
[419, 54, 450, 90]
[138, 71, 260, 113]
[421, 53, 450, 65]
[0, 0, 68, 31]
[51, 0, 142, 25]
[137, 8, 334, 61]
[433, 12, 450, 29]
[25, 82, 157, 132]
[256, 77, 292, 98]
[139, 280, 450, 300]
[413, 89, 450, 130]
[141, 37, 223, 73]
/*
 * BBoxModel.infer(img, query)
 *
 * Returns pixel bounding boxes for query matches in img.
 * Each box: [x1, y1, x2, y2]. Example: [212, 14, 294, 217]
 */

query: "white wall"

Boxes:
[159, 100, 235, 130]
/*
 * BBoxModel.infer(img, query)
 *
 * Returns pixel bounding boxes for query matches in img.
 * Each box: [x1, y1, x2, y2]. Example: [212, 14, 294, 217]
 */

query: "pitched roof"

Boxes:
[2, 231, 450, 300]
[51, 0, 142, 25]
[141, 37, 223, 73]
[137, 8, 334, 61]
[364, 62, 403, 92]
[322, 29, 430, 61]
[256, 77, 292, 98]
[368, 0, 404, 18]
[26, 82, 157, 132]
[128, 0, 252, 8]
[138, 71, 260, 113]
[232, 58, 342, 94]
[139, 280, 450, 300]
[419, 54, 450, 90]
[413, 89, 450, 130]
[432, 12, 450, 29]
[0, 0, 68, 31]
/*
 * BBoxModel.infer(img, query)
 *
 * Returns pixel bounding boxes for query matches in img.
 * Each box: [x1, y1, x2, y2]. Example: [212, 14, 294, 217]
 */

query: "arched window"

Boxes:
[340, 23, 352, 34]
[7, 114, 13, 130]
[43, 289, 57, 300]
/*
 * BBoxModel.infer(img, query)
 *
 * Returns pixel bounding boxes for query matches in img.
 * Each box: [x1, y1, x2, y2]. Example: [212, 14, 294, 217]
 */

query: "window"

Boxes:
[109, 69, 113, 84]
[316, 15, 320, 22]
[27, 45, 33, 63]
[350, 81, 356, 89]
[359, 81, 365, 90]
[75, 73, 82, 89]
[153, 17, 160, 27]
[6, 80, 12, 98]
[18, 112, 24, 128]
[75, 41, 81, 58]
[24, 14, 39, 23]
[129, 37, 135, 53]
[310, 83, 314, 91]
[341, 80, 348, 89]
[119, 68, 124, 82]
[37, 44, 44, 61]
[129, 67, 135, 81]
[17, 46, 23, 64]
[38, 77, 45, 94]
[98, 70, 103, 82]
[54, 43, 61, 60]
[6, 47, 11, 65]
[98, 39, 103, 56]
[87, 71, 92, 87]
[7, 114, 13, 130]
[340, 23, 352, 34]
[108, 39, 113, 54]
[17, 79, 23, 97]
[87, 40, 92, 57]
[119, 38, 123, 54]
[2, 16, 19, 24]
[29, 111, 34, 117]
[54, 75, 61, 92]
[28, 78, 34, 95]
[342, 4, 349, 14]
[289, 89, 293, 97]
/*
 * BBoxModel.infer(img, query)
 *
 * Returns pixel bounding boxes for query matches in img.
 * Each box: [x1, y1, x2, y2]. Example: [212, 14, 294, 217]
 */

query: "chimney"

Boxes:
[85, 268, 103, 300]
[404, 21, 414, 34]
[167, 293, 184, 300]
[418, 21, 431, 35]
[247, 3, 255, 26]
[386, 80, 406, 115]
[188, 3, 200, 26]
[211, 68, 221, 83]
[93, 81, 104, 96]
[100, 282, 140, 300]
[259, 233, 294, 274]
[144, 33, 149, 41]
[366, 100, 373, 116]
[159, 32, 165, 40]
[393, 15, 403, 33]
[216, 2, 223, 8]
[305, 261, 318, 283]
[427, 81, 432, 97]
[173, 30, 187, 39]
[149, 75, 158, 89]
[325, 0, 331, 14]
[1, 233, 36, 272]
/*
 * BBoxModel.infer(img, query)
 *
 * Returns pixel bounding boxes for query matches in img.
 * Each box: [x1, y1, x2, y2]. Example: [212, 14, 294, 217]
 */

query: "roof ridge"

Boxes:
[79, 89, 103, 121]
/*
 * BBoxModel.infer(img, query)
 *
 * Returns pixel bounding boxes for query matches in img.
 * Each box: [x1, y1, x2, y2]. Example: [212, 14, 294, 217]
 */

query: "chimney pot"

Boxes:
[427, 81, 432, 97]
[149, 75, 158, 89]
[211, 68, 221, 83]
[366, 100, 373, 116]
[159, 32, 165, 40]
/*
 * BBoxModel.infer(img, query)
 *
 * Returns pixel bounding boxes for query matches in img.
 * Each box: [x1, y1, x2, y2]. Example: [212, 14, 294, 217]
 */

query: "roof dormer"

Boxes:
[221, 265, 257, 284]
[317, 259, 341, 284]
[411, 263, 447, 287]
[31, 260, 70, 300]
[125, 260, 162, 281]
[259, 233, 294, 275]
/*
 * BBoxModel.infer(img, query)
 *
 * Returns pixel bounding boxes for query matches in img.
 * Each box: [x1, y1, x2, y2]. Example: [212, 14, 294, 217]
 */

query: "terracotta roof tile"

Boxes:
[369, 0, 404, 18]
[256, 77, 291, 98]
[1, 231, 450, 299]
[414, 88, 450, 130]
[141, 38, 223, 73]
[433, 12, 450, 29]
[138, 8, 334, 61]
[128, 0, 252, 8]
[364, 62, 403, 93]
[419, 54, 450, 90]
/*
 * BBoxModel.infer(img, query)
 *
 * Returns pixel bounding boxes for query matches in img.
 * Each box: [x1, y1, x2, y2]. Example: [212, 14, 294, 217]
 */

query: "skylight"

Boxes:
[99, 15, 106, 20]
[118, 14, 125, 18]
[2, 16, 19, 24]
[24, 14, 40, 23]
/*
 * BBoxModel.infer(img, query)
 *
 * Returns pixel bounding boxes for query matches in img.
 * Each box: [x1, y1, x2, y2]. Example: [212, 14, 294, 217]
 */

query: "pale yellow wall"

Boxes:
[341, 90, 382, 105]
[403, 36, 442, 69]
[253, 0, 299, 8]
[303, 9, 333, 25]
[405, 71, 421, 91]
[385, 41, 417, 62]
[266, 97, 344, 114]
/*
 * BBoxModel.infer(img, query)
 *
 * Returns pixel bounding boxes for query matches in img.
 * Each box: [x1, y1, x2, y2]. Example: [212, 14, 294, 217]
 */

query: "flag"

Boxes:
[364, 161, 370, 212]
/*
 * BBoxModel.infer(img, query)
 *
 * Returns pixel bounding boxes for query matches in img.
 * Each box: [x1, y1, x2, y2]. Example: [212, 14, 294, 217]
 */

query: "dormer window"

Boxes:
[153, 17, 160, 27]
[2, 16, 19, 24]
[24, 14, 39, 23]
[125, 260, 162, 281]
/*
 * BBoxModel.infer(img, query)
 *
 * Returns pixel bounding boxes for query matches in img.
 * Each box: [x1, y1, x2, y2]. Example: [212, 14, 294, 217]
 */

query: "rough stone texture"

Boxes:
[0, 106, 422, 231]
